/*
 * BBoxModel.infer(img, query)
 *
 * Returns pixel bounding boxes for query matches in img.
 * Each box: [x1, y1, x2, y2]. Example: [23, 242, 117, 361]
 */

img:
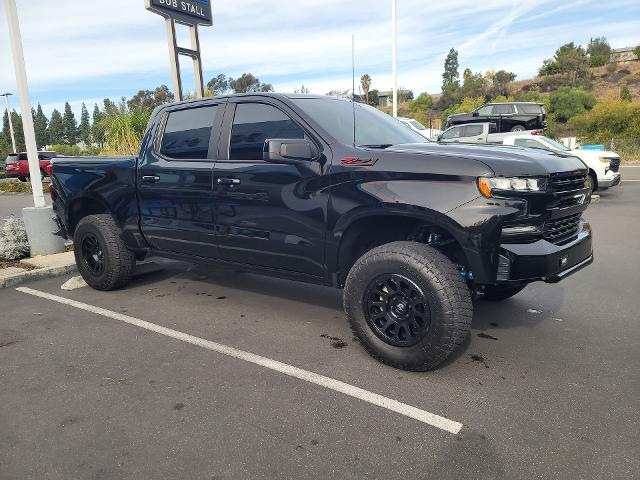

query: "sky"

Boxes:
[1, 0, 639, 117]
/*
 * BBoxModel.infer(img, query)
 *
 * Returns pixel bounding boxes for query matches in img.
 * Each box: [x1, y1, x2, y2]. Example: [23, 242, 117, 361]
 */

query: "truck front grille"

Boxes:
[607, 157, 620, 172]
[550, 171, 588, 209]
[544, 213, 582, 243]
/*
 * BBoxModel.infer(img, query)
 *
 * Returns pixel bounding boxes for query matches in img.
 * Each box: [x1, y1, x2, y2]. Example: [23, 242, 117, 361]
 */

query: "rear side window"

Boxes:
[230, 103, 305, 161]
[462, 125, 483, 137]
[492, 104, 515, 115]
[517, 104, 543, 114]
[160, 105, 218, 159]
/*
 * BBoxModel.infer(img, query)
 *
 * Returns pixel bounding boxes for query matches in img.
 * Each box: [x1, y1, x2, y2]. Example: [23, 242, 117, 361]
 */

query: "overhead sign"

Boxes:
[145, 0, 212, 26]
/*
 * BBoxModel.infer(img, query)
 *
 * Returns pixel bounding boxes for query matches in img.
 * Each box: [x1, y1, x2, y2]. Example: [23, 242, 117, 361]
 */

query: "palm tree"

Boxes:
[360, 74, 372, 104]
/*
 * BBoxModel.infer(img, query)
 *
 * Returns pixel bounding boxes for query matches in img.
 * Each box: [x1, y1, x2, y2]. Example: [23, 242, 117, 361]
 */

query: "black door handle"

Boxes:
[217, 177, 241, 186]
[142, 175, 160, 183]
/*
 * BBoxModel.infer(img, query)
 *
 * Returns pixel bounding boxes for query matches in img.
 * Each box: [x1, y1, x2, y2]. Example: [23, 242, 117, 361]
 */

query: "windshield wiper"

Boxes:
[358, 144, 394, 149]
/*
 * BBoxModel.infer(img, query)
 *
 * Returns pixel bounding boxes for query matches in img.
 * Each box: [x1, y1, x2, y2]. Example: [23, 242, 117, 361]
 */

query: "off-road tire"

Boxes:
[480, 284, 526, 301]
[344, 241, 473, 371]
[74, 214, 136, 291]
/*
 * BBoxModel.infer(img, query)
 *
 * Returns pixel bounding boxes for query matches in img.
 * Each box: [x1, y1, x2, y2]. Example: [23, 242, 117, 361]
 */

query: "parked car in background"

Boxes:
[446, 102, 547, 133]
[500, 135, 621, 192]
[50, 93, 593, 372]
[4, 151, 57, 182]
[437, 122, 542, 144]
[397, 117, 441, 140]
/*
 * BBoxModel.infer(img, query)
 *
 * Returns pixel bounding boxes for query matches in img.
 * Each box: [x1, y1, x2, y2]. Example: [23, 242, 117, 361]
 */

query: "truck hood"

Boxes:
[386, 143, 588, 177]
[447, 112, 474, 124]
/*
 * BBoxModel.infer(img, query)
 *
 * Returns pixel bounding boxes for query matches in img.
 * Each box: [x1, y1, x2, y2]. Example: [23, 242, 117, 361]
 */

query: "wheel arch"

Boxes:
[329, 205, 471, 287]
[67, 195, 114, 235]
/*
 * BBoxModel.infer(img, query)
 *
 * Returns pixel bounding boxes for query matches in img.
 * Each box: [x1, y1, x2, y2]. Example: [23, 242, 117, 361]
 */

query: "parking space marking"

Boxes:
[16, 286, 463, 434]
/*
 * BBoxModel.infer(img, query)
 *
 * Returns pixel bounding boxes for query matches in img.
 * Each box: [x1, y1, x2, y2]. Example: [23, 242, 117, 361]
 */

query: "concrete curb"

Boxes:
[0, 262, 77, 289]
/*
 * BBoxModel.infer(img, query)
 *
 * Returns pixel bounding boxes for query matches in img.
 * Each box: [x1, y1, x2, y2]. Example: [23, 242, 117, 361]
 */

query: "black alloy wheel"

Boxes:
[364, 273, 431, 347]
[81, 232, 105, 275]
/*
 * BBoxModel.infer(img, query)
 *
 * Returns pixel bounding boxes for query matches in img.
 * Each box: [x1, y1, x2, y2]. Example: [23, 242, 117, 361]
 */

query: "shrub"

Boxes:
[570, 97, 640, 145]
[549, 88, 596, 122]
[606, 63, 617, 73]
[0, 216, 30, 260]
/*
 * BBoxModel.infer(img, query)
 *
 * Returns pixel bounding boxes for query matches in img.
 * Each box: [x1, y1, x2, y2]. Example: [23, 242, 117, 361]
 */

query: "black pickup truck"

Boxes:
[50, 93, 593, 371]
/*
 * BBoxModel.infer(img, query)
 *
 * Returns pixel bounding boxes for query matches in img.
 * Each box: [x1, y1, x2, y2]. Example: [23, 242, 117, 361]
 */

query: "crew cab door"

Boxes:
[212, 99, 328, 277]
[137, 101, 224, 257]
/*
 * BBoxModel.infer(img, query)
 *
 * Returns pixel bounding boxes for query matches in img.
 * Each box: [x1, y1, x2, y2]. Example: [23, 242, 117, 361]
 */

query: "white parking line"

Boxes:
[16, 286, 463, 434]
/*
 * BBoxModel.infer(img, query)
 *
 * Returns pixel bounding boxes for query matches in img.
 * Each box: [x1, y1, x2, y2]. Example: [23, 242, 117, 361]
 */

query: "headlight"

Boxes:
[599, 157, 610, 164]
[477, 177, 546, 198]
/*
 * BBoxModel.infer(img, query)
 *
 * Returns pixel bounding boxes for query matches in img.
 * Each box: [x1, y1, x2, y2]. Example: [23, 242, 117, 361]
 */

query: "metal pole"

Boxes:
[190, 25, 204, 98]
[165, 18, 183, 101]
[2, 94, 17, 152]
[4, 0, 45, 208]
[391, 0, 398, 118]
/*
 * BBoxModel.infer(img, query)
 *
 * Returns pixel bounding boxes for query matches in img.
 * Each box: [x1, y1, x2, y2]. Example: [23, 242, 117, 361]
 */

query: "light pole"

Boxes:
[391, 0, 398, 118]
[0, 92, 17, 153]
[4, 0, 64, 255]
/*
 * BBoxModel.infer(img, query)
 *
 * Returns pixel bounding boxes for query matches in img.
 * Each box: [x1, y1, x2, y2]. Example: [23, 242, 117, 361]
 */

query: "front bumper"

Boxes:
[496, 219, 593, 284]
[598, 172, 621, 189]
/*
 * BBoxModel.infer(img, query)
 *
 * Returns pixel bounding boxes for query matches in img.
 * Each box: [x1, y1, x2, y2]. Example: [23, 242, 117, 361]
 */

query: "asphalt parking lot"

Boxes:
[1, 170, 639, 479]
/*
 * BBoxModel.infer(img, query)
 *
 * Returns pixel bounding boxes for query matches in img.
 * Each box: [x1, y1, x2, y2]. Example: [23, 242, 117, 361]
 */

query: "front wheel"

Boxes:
[18, 176, 27, 182]
[584, 172, 597, 193]
[74, 214, 136, 291]
[344, 241, 472, 371]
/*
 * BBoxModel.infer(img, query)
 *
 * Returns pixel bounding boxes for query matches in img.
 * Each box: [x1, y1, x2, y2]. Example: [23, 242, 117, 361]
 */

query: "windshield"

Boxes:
[291, 97, 426, 147]
[409, 120, 426, 130]
[541, 136, 570, 151]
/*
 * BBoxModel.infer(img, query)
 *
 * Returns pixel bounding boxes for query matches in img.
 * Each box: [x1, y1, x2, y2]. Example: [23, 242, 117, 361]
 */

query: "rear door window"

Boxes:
[492, 104, 515, 115]
[462, 125, 483, 137]
[160, 105, 218, 159]
[229, 103, 305, 161]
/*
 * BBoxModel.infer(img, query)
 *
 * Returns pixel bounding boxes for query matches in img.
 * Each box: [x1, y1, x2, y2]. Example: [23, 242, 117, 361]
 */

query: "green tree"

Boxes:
[78, 103, 91, 144]
[91, 104, 105, 146]
[442, 48, 459, 89]
[367, 89, 379, 106]
[635, 45, 640, 60]
[570, 98, 640, 144]
[492, 70, 517, 97]
[620, 86, 632, 102]
[99, 108, 151, 155]
[47, 109, 64, 146]
[587, 37, 611, 67]
[538, 42, 589, 87]
[550, 87, 597, 122]
[230, 73, 273, 93]
[32, 104, 48, 149]
[62, 102, 78, 145]
[441, 96, 485, 125]
[206, 74, 231, 95]
[2, 110, 25, 152]
[460, 69, 486, 99]
[360, 74, 372, 104]
[127, 85, 174, 112]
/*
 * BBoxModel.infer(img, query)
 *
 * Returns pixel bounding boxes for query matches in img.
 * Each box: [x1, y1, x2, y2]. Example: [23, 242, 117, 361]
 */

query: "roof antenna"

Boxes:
[352, 34, 356, 148]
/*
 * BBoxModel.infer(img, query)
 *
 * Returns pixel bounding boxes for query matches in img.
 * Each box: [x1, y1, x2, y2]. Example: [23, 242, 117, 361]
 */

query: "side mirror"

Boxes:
[437, 135, 443, 142]
[472, 110, 479, 117]
[263, 139, 317, 163]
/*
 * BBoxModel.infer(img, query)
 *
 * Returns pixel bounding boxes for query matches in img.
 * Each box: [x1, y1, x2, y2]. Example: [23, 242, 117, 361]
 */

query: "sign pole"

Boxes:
[146, 0, 211, 101]
[391, 0, 398, 118]
[165, 18, 184, 101]
[4, 0, 45, 208]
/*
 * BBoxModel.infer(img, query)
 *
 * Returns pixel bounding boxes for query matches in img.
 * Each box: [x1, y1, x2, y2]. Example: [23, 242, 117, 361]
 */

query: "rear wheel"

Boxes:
[74, 214, 136, 291]
[18, 176, 27, 182]
[510, 125, 525, 132]
[481, 284, 526, 301]
[344, 241, 472, 371]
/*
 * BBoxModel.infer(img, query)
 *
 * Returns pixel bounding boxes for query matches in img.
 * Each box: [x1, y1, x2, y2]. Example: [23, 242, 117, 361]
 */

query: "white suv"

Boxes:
[501, 134, 621, 192]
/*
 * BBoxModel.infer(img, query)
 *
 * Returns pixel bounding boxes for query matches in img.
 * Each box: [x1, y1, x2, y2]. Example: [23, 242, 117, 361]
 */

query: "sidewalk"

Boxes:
[0, 251, 77, 289]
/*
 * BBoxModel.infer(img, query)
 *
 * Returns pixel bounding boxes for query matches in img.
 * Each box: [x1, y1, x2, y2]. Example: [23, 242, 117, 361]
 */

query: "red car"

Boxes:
[3, 151, 57, 181]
